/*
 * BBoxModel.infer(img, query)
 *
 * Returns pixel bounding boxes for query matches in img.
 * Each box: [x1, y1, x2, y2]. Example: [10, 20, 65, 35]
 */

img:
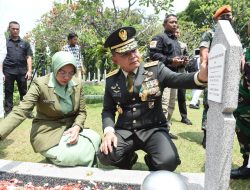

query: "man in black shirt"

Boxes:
[149, 14, 192, 137]
[3, 21, 32, 116]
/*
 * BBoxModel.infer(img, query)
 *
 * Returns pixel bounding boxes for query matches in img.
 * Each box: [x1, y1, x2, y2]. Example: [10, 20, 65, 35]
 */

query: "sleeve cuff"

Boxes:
[104, 126, 115, 136]
[194, 72, 207, 86]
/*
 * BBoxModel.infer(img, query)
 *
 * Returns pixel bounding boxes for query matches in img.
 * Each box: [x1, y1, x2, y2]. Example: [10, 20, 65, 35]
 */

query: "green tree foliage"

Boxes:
[139, 0, 174, 14]
[32, 0, 174, 76]
[178, 0, 250, 48]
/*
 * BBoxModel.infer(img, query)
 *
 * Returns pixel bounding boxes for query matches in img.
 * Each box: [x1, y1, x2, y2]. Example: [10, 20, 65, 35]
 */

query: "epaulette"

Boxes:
[144, 60, 159, 68]
[106, 69, 119, 78]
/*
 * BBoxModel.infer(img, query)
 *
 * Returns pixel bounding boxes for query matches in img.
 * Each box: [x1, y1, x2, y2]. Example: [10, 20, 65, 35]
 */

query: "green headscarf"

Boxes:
[51, 51, 76, 77]
[48, 51, 77, 114]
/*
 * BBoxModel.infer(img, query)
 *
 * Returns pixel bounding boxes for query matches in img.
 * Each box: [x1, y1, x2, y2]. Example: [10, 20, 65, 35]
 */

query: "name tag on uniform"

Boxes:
[42, 100, 55, 104]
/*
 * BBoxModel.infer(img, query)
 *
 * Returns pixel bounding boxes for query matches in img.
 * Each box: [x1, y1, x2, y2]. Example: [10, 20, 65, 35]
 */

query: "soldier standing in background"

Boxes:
[230, 22, 250, 179]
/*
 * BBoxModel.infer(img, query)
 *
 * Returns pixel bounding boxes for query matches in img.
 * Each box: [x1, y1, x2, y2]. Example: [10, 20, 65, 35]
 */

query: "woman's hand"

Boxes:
[63, 125, 81, 145]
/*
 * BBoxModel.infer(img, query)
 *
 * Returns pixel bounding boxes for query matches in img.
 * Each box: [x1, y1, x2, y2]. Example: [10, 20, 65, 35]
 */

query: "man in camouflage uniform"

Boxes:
[230, 47, 250, 179]
[199, 5, 232, 148]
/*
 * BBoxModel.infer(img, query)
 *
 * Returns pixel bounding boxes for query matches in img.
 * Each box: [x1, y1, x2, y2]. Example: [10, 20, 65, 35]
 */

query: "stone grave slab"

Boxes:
[0, 159, 204, 189]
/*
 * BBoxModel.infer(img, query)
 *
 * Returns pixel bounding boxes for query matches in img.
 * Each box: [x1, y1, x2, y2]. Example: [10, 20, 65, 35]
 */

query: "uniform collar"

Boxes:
[164, 30, 176, 39]
[8, 37, 21, 42]
[122, 68, 138, 78]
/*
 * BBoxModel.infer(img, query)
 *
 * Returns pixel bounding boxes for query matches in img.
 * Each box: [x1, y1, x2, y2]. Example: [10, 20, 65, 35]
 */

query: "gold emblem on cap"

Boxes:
[119, 29, 127, 41]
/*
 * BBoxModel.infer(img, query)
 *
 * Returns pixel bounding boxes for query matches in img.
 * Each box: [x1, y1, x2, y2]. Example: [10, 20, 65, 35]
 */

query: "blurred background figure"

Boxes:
[62, 32, 85, 80]
[188, 49, 203, 109]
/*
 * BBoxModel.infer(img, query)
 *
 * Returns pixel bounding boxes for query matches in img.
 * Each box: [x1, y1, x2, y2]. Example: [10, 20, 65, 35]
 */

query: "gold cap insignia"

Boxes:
[119, 29, 127, 41]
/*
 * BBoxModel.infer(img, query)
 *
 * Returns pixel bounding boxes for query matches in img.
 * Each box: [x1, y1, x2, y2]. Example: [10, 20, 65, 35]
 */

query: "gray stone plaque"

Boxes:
[208, 44, 226, 103]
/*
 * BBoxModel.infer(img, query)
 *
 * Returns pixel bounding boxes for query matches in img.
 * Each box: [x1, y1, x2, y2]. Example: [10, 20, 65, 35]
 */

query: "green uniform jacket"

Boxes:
[0, 74, 86, 153]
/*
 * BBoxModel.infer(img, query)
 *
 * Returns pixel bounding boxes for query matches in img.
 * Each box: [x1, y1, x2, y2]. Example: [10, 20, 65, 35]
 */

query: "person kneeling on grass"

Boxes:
[97, 26, 208, 171]
[0, 51, 101, 167]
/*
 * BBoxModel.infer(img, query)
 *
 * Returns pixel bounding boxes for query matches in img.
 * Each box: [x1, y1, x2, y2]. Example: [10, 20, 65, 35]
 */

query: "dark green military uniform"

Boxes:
[98, 26, 206, 171]
[199, 28, 215, 131]
[99, 60, 204, 171]
[234, 48, 250, 163]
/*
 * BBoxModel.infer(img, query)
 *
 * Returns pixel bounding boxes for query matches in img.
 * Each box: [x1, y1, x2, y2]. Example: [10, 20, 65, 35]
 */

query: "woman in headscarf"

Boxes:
[0, 51, 101, 167]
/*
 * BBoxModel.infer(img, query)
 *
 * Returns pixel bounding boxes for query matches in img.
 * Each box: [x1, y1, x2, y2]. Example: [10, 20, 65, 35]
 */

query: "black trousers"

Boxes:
[4, 72, 27, 115]
[177, 88, 187, 118]
[98, 130, 181, 171]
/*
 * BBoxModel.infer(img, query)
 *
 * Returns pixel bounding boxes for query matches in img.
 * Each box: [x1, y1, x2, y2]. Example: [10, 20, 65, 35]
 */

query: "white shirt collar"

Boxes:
[122, 68, 138, 78]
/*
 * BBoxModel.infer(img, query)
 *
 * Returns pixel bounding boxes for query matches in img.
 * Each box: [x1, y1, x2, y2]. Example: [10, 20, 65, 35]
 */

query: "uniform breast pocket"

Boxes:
[7, 44, 14, 51]
[18, 45, 27, 56]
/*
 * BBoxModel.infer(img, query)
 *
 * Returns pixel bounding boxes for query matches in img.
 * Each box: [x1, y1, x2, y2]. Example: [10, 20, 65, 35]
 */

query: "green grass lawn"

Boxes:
[0, 102, 249, 189]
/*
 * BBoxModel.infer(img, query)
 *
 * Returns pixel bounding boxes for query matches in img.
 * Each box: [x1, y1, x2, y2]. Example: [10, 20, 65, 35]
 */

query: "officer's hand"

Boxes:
[100, 132, 117, 155]
[25, 71, 32, 80]
[183, 56, 189, 66]
[198, 61, 208, 82]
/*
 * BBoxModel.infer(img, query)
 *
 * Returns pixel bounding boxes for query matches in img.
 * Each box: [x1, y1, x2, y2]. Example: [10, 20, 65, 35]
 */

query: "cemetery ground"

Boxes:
[0, 102, 249, 189]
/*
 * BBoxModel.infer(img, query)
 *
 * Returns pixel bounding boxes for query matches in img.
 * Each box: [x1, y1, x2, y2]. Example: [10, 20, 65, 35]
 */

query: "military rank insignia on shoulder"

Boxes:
[106, 69, 119, 78]
[144, 60, 159, 68]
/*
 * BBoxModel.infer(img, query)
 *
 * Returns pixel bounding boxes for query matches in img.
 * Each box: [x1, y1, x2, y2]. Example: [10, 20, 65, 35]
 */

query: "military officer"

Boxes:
[97, 26, 208, 171]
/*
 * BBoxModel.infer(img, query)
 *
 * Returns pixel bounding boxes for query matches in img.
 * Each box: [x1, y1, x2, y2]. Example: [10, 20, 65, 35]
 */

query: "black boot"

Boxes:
[230, 167, 250, 179]
[242, 154, 249, 168]
[181, 117, 192, 125]
[230, 154, 250, 179]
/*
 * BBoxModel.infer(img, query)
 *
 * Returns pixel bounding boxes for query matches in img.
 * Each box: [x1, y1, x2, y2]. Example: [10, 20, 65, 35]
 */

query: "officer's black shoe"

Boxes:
[169, 132, 178, 140]
[181, 118, 192, 125]
[189, 104, 200, 109]
[242, 155, 249, 168]
[230, 167, 250, 179]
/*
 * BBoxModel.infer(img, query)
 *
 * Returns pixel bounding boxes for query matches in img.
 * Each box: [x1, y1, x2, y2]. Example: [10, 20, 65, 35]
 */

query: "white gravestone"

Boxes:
[205, 20, 242, 190]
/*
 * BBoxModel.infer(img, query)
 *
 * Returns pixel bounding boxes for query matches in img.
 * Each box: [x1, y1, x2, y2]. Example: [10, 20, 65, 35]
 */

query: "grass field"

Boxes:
[0, 102, 249, 189]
